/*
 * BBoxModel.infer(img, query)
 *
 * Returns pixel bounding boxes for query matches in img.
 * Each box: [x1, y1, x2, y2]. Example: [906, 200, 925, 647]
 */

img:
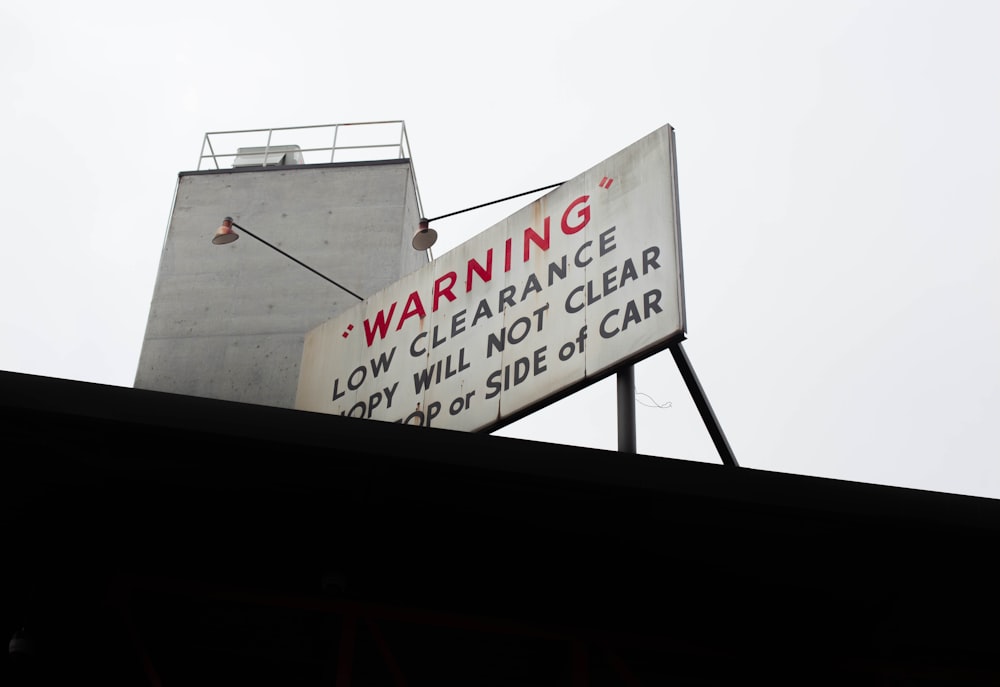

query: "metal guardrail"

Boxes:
[197, 120, 424, 219]
[198, 121, 414, 170]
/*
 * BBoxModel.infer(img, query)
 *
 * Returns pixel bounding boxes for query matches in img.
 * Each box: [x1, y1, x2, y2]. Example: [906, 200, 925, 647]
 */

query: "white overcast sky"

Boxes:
[3, 0, 998, 498]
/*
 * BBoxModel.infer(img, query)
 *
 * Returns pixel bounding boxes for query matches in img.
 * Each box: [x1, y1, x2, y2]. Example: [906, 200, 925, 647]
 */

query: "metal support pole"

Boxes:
[670, 342, 739, 468]
[617, 366, 637, 453]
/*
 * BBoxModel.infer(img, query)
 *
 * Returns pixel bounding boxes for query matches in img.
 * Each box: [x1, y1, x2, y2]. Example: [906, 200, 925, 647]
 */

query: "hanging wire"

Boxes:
[636, 392, 672, 409]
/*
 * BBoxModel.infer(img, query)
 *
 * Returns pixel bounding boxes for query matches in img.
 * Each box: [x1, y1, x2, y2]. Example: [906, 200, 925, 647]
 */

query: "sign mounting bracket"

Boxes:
[667, 342, 739, 467]
[617, 343, 738, 468]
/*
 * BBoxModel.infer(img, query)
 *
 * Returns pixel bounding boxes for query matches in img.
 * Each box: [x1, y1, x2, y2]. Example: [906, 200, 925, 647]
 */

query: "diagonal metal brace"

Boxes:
[670, 342, 739, 468]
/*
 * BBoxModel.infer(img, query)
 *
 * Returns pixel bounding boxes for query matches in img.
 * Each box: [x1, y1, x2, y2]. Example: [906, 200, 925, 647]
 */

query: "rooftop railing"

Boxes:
[197, 120, 423, 217]
[197, 121, 414, 170]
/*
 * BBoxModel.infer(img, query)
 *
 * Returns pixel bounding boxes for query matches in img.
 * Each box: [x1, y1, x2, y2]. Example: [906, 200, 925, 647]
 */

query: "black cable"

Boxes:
[425, 182, 565, 223]
[231, 221, 363, 301]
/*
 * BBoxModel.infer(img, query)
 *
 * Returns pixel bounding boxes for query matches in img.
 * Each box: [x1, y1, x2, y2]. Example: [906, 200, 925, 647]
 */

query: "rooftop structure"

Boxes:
[134, 122, 428, 408]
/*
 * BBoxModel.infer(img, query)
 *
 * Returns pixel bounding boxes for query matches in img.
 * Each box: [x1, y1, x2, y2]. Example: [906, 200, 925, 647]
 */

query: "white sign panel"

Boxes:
[296, 124, 686, 431]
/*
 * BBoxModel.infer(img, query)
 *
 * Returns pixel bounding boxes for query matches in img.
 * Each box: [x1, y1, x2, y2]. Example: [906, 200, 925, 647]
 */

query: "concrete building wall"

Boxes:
[134, 159, 428, 408]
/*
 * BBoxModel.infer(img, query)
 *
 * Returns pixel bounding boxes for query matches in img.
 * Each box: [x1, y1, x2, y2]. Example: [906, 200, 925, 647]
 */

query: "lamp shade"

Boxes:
[212, 217, 239, 245]
[412, 218, 437, 251]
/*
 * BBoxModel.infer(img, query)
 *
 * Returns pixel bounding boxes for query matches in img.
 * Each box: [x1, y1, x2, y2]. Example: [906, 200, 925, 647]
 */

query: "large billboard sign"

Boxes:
[295, 124, 686, 431]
